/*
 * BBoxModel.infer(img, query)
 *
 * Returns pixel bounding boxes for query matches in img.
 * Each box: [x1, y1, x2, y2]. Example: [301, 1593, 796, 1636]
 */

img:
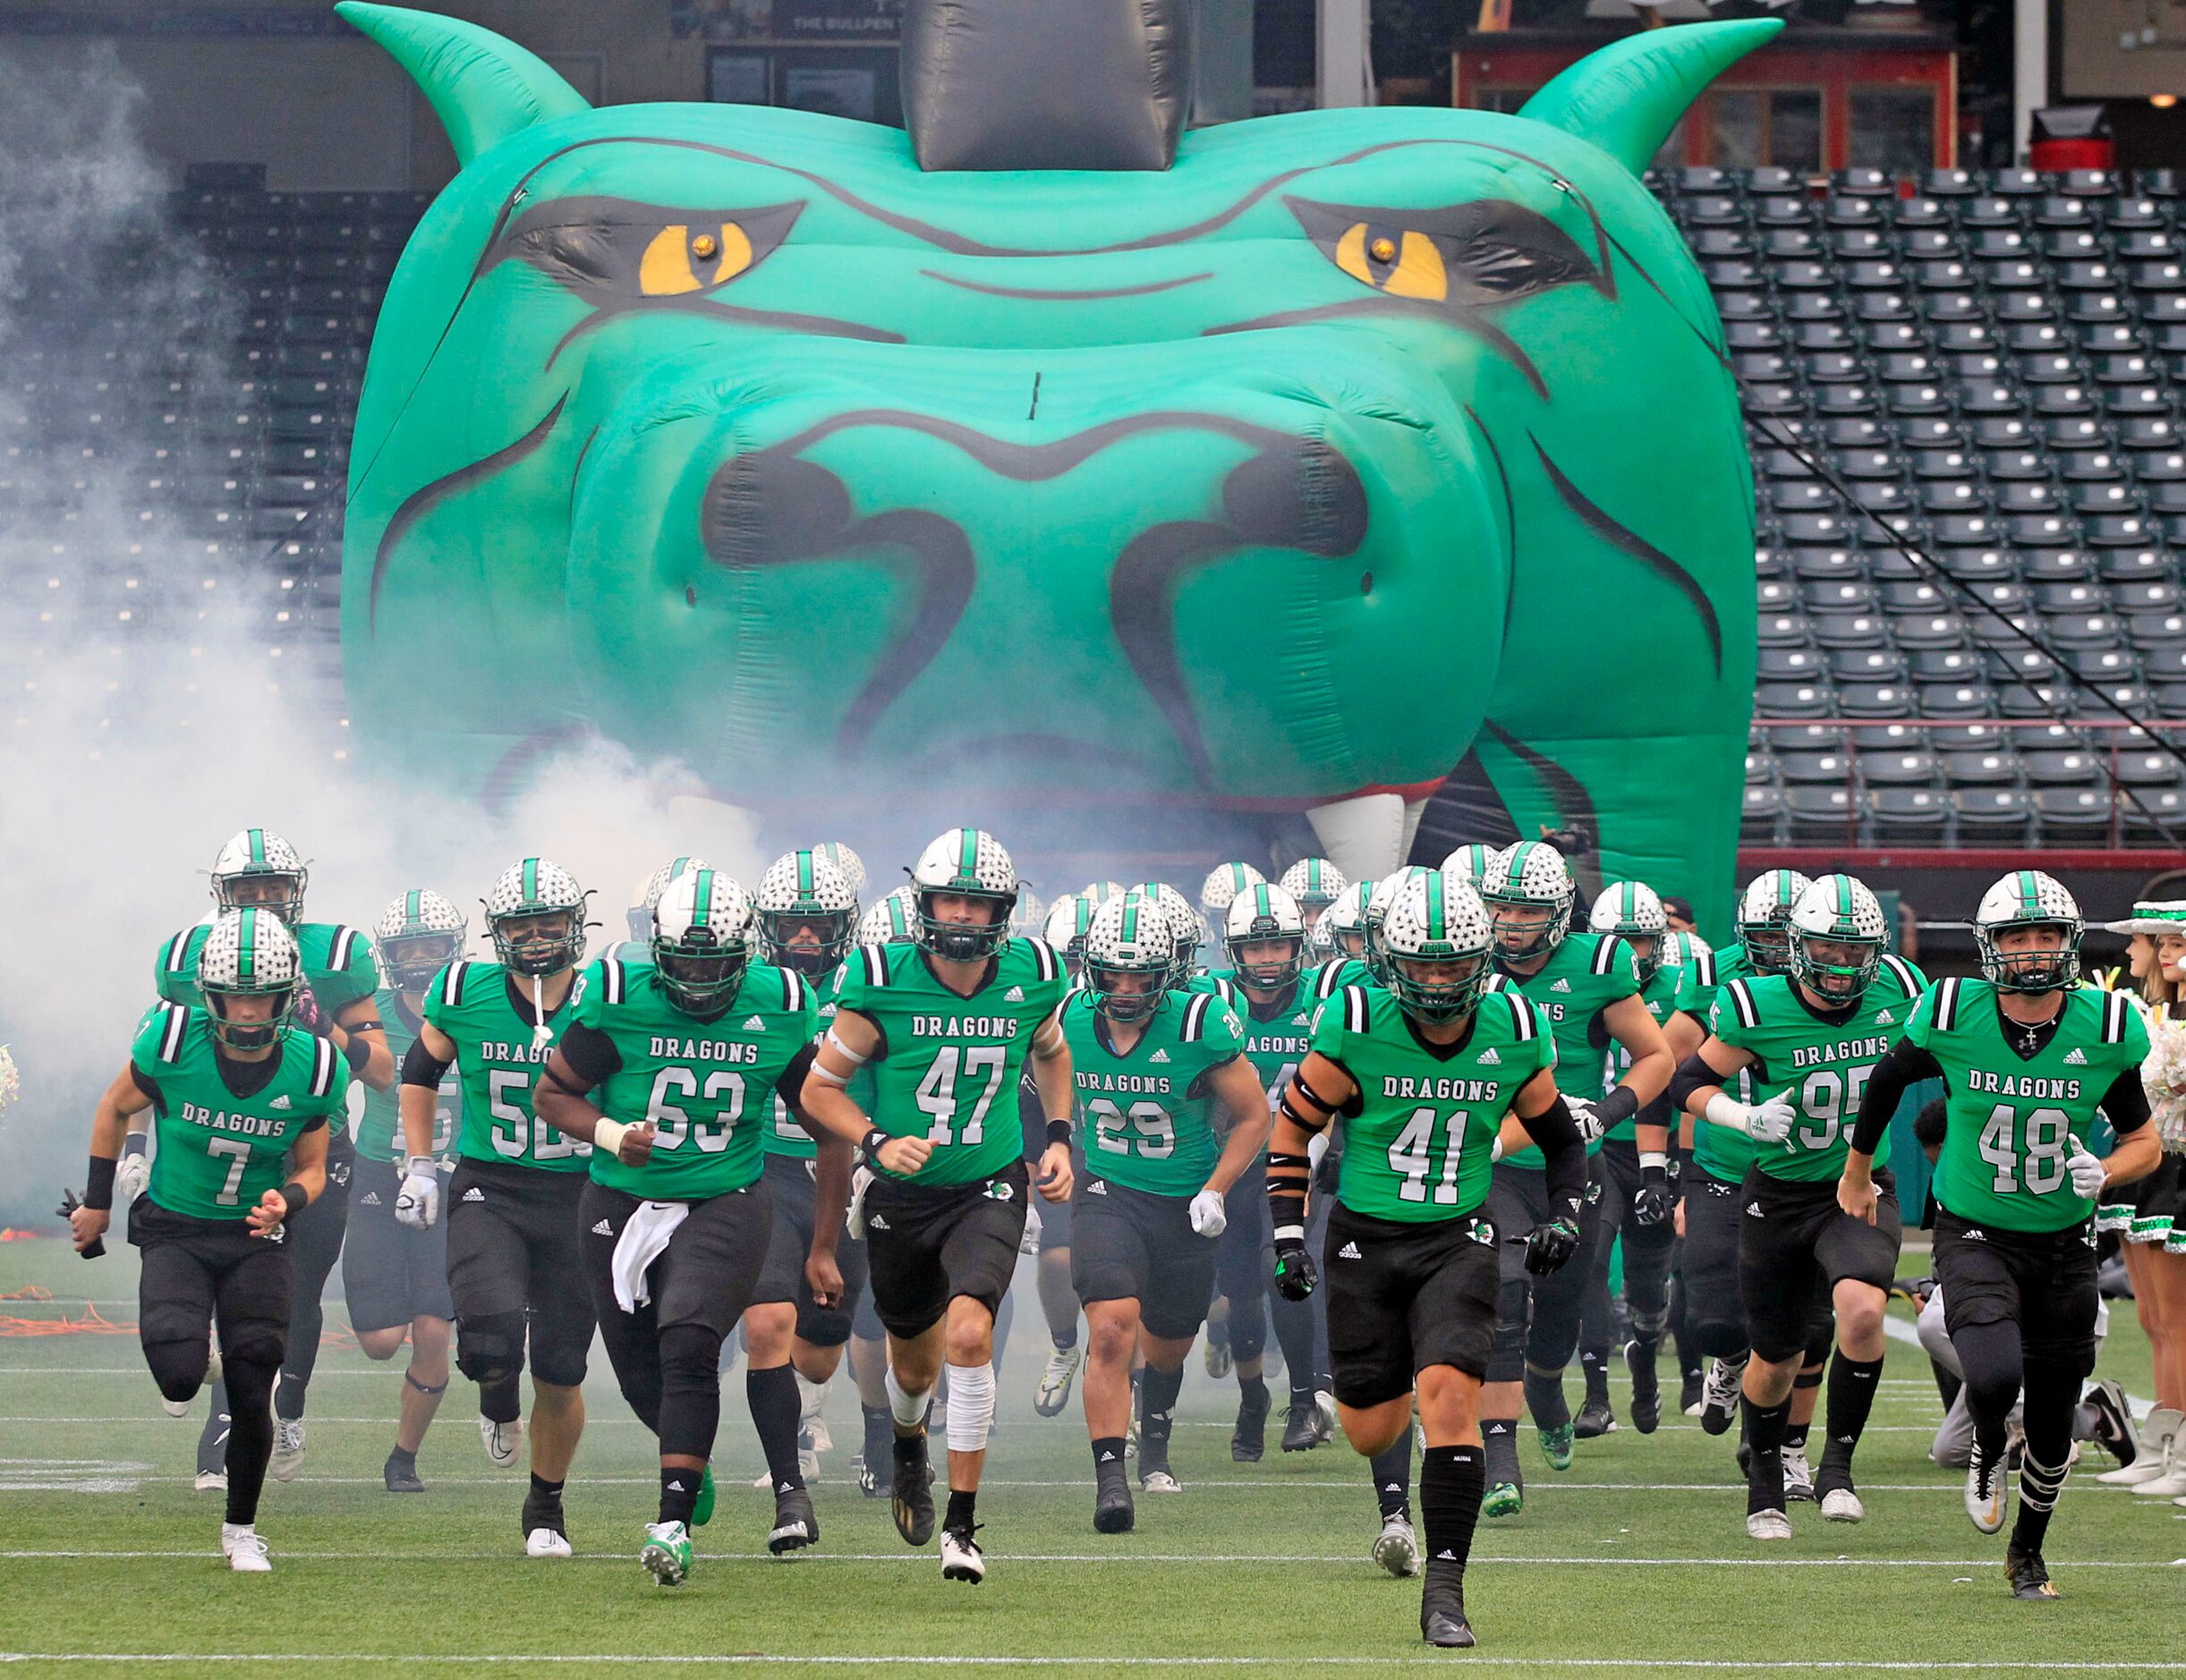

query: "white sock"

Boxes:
[797, 1373, 829, 1423]
[944, 1361, 996, 1455]
[885, 1367, 932, 1431]
[221, 1522, 254, 1543]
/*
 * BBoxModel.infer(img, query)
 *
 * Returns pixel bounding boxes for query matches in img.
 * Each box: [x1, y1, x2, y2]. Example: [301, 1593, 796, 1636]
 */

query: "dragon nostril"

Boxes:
[685, 585, 698, 607]
[1360, 572, 1374, 595]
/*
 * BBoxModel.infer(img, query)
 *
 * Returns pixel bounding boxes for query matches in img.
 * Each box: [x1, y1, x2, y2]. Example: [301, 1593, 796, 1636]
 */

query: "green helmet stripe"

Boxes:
[405, 888, 420, 925]
[693, 869, 713, 920]
[957, 828, 977, 880]
[523, 857, 538, 902]
[1426, 869, 1445, 938]
[797, 851, 813, 897]
[1122, 902, 1138, 942]
[238, 908, 257, 980]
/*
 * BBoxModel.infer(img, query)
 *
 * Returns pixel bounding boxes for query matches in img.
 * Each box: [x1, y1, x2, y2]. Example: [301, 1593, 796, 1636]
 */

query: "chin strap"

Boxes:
[531, 974, 552, 1051]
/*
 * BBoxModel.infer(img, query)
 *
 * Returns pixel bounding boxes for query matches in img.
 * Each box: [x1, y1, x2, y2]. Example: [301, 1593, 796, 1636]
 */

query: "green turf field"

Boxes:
[0, 1236, 2179, 1677]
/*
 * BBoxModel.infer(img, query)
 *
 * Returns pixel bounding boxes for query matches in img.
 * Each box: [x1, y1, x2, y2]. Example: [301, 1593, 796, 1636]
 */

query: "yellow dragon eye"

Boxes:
[1333, 224, 1450, 303]
[639, 222, 755, 297]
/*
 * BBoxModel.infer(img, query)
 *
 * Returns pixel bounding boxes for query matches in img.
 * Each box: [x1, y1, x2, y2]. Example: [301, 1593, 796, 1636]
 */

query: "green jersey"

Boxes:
[1677, 940, 1760, 1182]
[425, 960, 585, 1173]
[132, 1002, 344, 1220]
[353, 989, 457, 1163]
[567, 954, 817, 1200]
[1492, 931, 1640, 1167]
[1602, 960, 1688, 1142]
[1313, 956, 1373, 1000]
[1184, 971, 1241, 1008]
[831, 936, 1069, 1185]
[1312, 982, 1556, 1223]
[1235, 980, 1319, 1133]
[1063, 988, 1248, 1196]
[1708, 957, 1928, 1183]
[1907, 978, 2148, 1233]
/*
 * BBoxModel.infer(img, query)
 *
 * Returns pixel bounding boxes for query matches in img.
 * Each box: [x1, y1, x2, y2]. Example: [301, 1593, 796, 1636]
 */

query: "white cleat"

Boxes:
[1746, 1508, 1792, 1541]
[525, 1526, 574, 1558]
[1781, 1446, 1814, 1504]
[221, 1524, 271, 1573]
[1965, 1447, 2008, 1535]
[480, 1415, 523, 1469]
[940, 1525, 986, 1583]
[1821, 1488, 1866, 1524]
[1034, 1344, 1083, 1418]
[269, 1418, 306, 1483]
[193, 1469, 228, 1494]
[1139, 1469, 1182, 1494]
[1373, 1515, 1421, 1579]
[161, 1396, 191, 1420]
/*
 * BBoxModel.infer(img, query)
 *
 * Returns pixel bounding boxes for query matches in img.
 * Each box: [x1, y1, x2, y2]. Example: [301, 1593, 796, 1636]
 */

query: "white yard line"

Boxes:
[3, 1655, 2185, 1671]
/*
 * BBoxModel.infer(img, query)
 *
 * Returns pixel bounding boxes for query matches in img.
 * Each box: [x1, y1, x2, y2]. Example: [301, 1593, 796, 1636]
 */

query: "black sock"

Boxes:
[659, 1465, 700, 1526]
[1237, 1372, 1269, 1408]
[747, 1364, 805, 1492]
[1782, 1421, 1810, 1452]
[221, 1357, 277, 1527]
[480, 1371, 522, 1426]
[1420, 1444, 1484, 1593]
[1052, 1324, 1078, 1351]
[275, 1370, 308, 1422]
[529, 1471, 565, 1502]
[386, 1444, 416, 1472]
[1482, 1416, 1522, 1491]
[1743, 1396, 1791, 1514]
[1139, 1364, 1184, 1464]
[1580, 1348, 1610, 1407]
[1092, 1435, 1127, 1476]
[1819, 1351, 1883, 1477]
[944, 1489, 977, 1532]
[1523, 1369, 1570, 1432]
[1371, 1436, 1413, 1521]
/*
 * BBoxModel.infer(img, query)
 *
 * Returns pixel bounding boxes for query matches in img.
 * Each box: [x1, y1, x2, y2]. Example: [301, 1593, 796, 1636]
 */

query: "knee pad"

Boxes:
[659, 1324, 720, 1392]
[1793, 1363, 1825, 1391]
[944, 1360, 996, 1455]
[144, 1339, 209, 1404]
[1629, 1301, 1671, 1340]
[221, 1324, 286, 1373]
[455, 1311, 525, 1387]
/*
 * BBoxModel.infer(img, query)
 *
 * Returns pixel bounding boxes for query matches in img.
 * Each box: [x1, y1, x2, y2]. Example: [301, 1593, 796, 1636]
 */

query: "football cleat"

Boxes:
[641, 1520, 692, 1586]
[1625, 1339, 1663, 1435]
[769, 1488, 819, 1556]
[2079, 1378, 2136, 1466]
[1573, 1398, 1617, 1440]
[1093, 1456, 1135, 1533]
[1230, 1384, 1271, 1462]
[1281, 1395, 1333, 1452]
[1699, 1355, 1746, 1436]
[269, 1417, 306, 1483]
[193, 1468, 228, 1494]
[891, 1432, 936, 1546]
[1204, 1313, 1232, 1379]
[1966, 1442, 2009, 1534]
[1482, 1481, 1524, 1519]
[1374, 1515, 1421, 1579]
[480, 1415, 523, 1468]
[383, 1451, 425, 1494]
[1746, 1508, 1792, 1541]
[1782, 1446, 1816, 1504]
[1420, 1582, 1475, 1649]
[1820, 1487, 1866, 1523]
[1034, 1344, 1083, 1418]
[1680, 1367, 1705, 1416]
[1536, 1421, 1576, 1472]
[220, 1523, 272, 1573]
[161, 1395, 191, 1420]
[524, 1527, 574, 1559]
[522, 1483, 571, 1558]
[692, 1463, 715, 1528]
[1140, 1466, 1181, 1494]
[940, 1524, 986, 1583]
[2005, 1545, 2060, 1600]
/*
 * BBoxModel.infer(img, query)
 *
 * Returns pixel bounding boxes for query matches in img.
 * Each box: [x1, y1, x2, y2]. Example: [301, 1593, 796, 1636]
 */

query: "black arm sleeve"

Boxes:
[1848, 1038, 1944, 1158]
[1517, 1092, 1588, 1211]
[1667, 1049, 1729, 1113]
[552, 1021, 622, 1090]
[1592, 1084, 1637, 1129]
[2100, 1064, 2151, 1135]
[777, 1041, 820, 1127]
[400, 1035, 455, 1090]
[1634, 1091, 1674, 1136]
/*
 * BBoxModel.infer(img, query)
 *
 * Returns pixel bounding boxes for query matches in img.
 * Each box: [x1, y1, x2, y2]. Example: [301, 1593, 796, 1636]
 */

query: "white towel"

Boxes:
[610, 1200, 688, 1313]
[846, 1164, 874, 1241]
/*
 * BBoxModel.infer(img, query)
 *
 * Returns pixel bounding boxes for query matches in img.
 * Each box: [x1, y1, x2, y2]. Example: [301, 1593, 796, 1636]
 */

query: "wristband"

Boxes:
[1638, 1150, 1669, 1172]
[1595, 1086, 1638, 1129]
[278, 1178, 310, 1215]
[594, 1117, 631, 1156]
[1045, 1117, 1072, 1147]
[862, 1127, 891, 1158]
[404, 1154, 438, 1177]
[1272, 1223, 1306, 1243]
[84, 1155, 118, 1212]
[121, 1133, 149, 1162]
[1703, 1090, 1751, 1135]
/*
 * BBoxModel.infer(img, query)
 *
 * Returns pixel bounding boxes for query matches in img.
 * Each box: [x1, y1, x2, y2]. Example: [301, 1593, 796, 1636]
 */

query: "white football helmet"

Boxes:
[373, 889, 466, 992]
[199, 906, 302, 1050]
[911, 828, 1017, 962]
[1381, 871, 1494, 1024]
[1316, 878, 1374, 962]
[754, 850, 858, 977]
[1789, 874, 1890, 1004]
[1737, 869, 1815, 977]
[1656, 929, 1700, 978]
[651, 868, 753, 1014]
[209, 827, 308, 925]
[1477, 840, 1575, 963]
[1441, 844, 1501, 887]
[1225, 881, 1308, 991]
[1199, 861, 1266, 915]
[1084, 893, 1176, 1024]
[857, 885, 918, 946]
[1975, 870, 2082, 994]
[1083, 880, 1127, 904]
[1129, 881, 1206, 988]
[1042, 894, 1095, 973]
[1365, 866, 1435, 981]
[629, 854, 710, 941]
[484, 857, 589, 978]
[1590, 880, 1671, 985]
[1276, 858, 1347, 921]
[812, 840, 867, 895]
[1012, 888, 1049, 936]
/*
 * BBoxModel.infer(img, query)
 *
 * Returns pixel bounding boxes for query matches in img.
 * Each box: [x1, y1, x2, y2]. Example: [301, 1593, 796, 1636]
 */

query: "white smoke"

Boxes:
[0, 48, 764, 1218]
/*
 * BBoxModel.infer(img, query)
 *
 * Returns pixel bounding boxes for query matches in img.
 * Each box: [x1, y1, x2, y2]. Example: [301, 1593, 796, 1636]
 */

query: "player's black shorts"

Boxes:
[863, 1159, 1029, 1339]
[130, 1197, 294, 1370]
[579, 1175, 774, 1339]
[750, 1152, 871, 1347]
[1069, 1176, 1218, 1341]
[1485, 1159, 1603, 1285]
[1739, 1166, 1901, 1363]
[1679, 1164, 1748, 1351]
[341, 1155, 455, 1333]
[1325, 1201, 1501, 1406]
[445, 1157, 594, 1387]
[1934, 1207, 2100, 1370]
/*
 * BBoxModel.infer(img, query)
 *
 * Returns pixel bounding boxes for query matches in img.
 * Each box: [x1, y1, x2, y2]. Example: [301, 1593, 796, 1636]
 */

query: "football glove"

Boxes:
[1745, 1094, 1798, 1145]
[1566, 1098, 1608, 1145]
[2064, 1138, 2108, 1200]
[1019, 1201, 1042, 1255]
[1525, 1200, 1584, 1276]
[1272, 1233, 1318, 1301]
[114, 1133, 150, 1204]
[394, 1156, 439, 1229]
[1633, 1161, 1676, 1227]
[1189, 1188, 1228, 1238]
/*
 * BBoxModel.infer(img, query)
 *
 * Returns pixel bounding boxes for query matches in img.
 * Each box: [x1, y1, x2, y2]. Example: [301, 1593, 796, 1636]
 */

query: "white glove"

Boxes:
[2065, 1139, 2108, 1199]
[1189, 1188, 1229, 1238]
[114, 1136, 150, 1204]
[846, 1163, 873, 1241]
[394, 1156, 440, 1229]
[1019, 1201, 1042, 1255]
[1745, 1095, 1798, 1146]
[1567, 1098, 1606, 1144]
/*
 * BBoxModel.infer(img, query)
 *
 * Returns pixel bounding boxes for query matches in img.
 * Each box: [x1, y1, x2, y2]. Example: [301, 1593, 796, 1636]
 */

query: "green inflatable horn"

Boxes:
[1520, 18, 1783, 176]
[336, 1, 590, 167]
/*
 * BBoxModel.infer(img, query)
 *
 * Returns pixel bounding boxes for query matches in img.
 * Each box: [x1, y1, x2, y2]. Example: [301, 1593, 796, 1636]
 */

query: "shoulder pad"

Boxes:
[1931, 975, 1961, 1033]
[1877, 954, 1922, 998]
[1180, 990, 1212, 1042]
[598, 956, 626, 1007]
[160, 928, 197, 976]
[1024, 937, 1060, 986]
[1504, 989, 1538, 1041]
[1588, 933, 1623, 978]
[1722, 977, 1761, 1031]
[780, 966, 807, 1013]
[324, 924, 362, 972]
[153, 1001, 191, 1065]
[308, 1034, 338, 1099]
[1340, 983, 1370, 1037]
[1694, 947, 1718, 987]
[860, 943, 891, 988]
[439, 960, 472, 1011]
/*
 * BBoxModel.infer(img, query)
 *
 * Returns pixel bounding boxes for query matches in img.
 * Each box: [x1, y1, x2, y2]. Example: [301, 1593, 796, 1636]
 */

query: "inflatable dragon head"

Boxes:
[340, 2, 1768, 903]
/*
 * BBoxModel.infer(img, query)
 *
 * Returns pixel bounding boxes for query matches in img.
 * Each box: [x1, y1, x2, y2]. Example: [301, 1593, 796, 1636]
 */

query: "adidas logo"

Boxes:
[1005, 985, 1025, 1002]
[1337, 1241, 1363, 1260]
[270, 1094, 291, 1110]
[1746, 1202, 1764, 1218]
[1874, 1009, 1894, 1025]
[462, 1187, 485, 1202]
[2064, 1048, 2088, 1065]
[1383, 1482, 1402, 1493]
[777, 1481, 796, 1494]
[667, 1479, 685, 1491]
[358, 1192, 381, 1207]
[591, 1219, 613, 1235]
[1552, 978, 1571, 992]
[1435, 1549, 1457, 1560]
[1151, 1048, 1170, 1064]
[744, 1014, 765, 1031]
[866, 1214, 890, 1231]
[1962, 1227, 1986, 1242]
[1086, 1179, 1107, 1196]
[1099, 1450, 1118, 1463]
[1291, 1014, 1310, 1026]
[1477, 1048, 1500, 1065]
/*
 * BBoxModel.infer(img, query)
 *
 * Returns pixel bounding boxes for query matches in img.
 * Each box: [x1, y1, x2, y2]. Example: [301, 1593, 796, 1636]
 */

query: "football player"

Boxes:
[72, 910, 340, 1570]
[1277, 858, 1348, 938]
[536, 869, 837, 1583]
[801, 827, 1075, 1584]
[1269, 870, 1588, 1647]
[1065, 895, 1268, 1531]
[145, 828, 387, 1489]
[1474, 841, 1671, 1516]
[1199, 861, 1266, 921]
[344, 890, 466, 1492]
[1672, 875, 1927, 1536]
[1841, 871, 2159, 1599]
[622, 856, 710, 949]
[1032, 894, 1096, 1419]
[395, 857, 594, 1558]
